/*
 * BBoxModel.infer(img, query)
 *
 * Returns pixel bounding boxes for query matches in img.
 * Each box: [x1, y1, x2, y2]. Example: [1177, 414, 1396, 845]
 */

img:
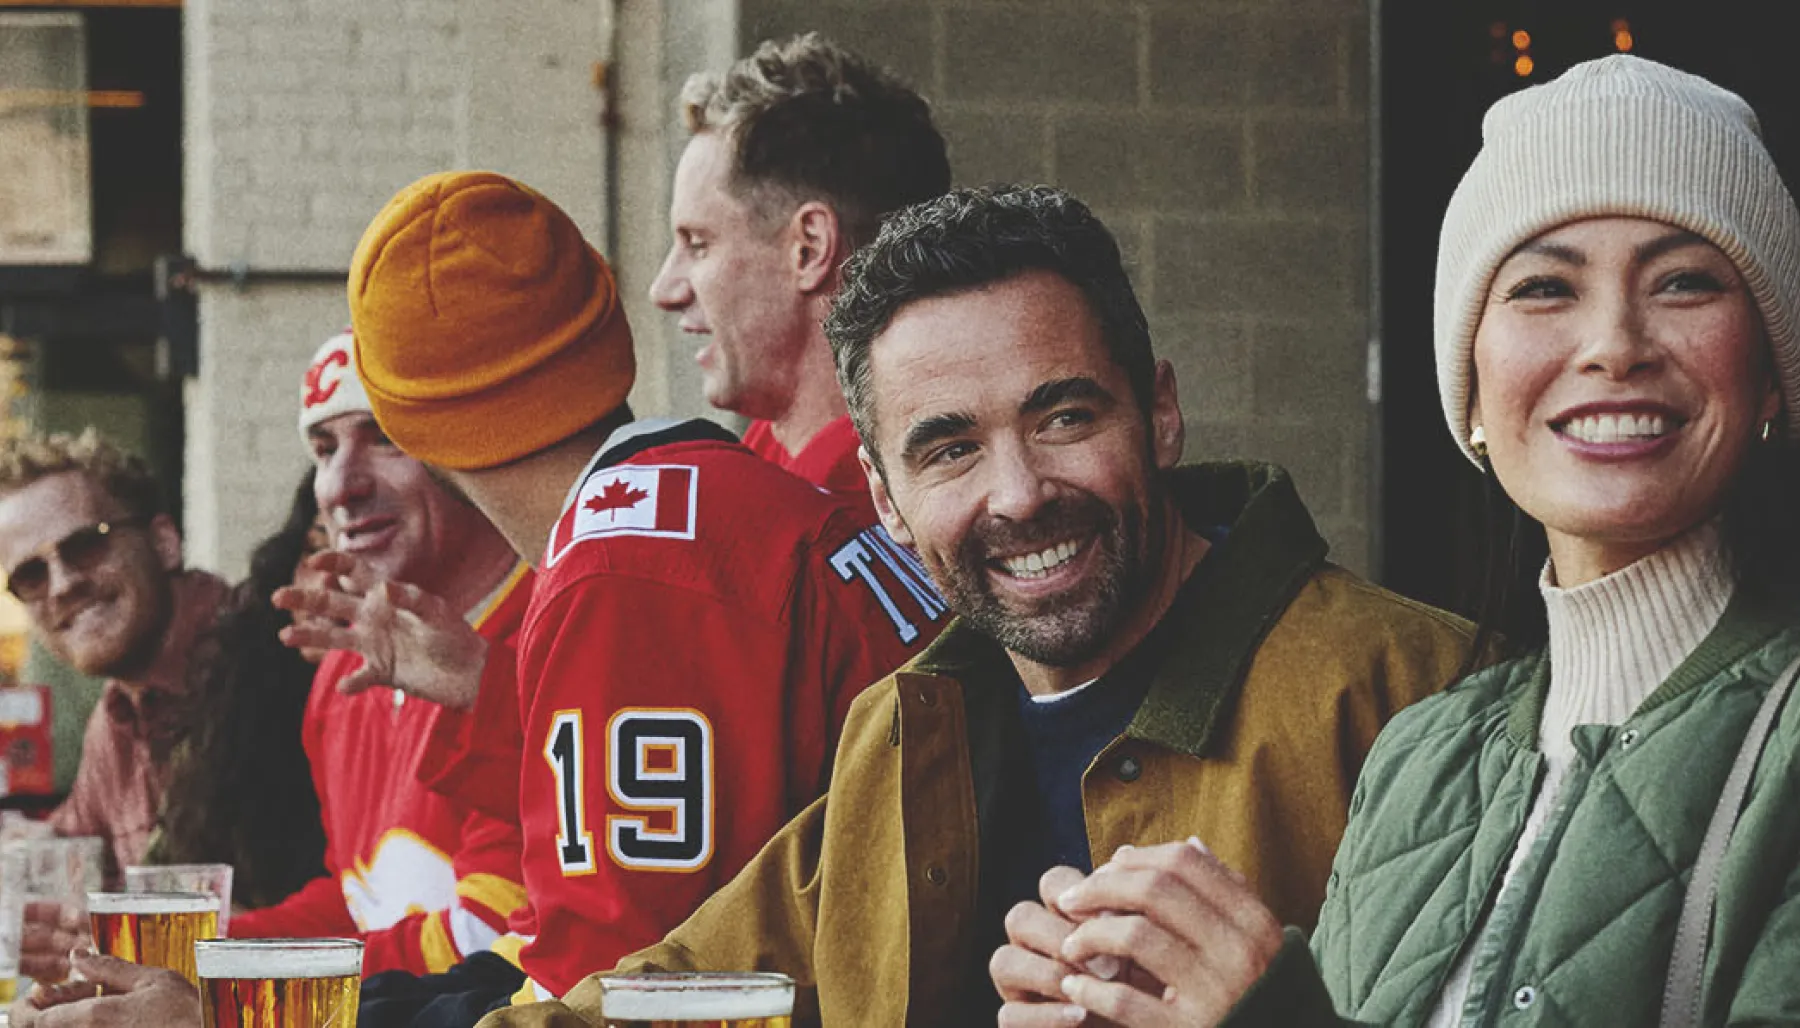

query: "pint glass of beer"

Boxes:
[196, 938, 363, 1028]
[597, 972, 794, 1028]
[86, 891, 219, 986]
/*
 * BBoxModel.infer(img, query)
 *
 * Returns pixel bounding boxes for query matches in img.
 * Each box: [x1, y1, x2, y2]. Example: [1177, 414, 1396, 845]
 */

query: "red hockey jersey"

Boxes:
[229, 563, 534, 976]
[742, 416, 870, 513]
[493, 419, 944, 999]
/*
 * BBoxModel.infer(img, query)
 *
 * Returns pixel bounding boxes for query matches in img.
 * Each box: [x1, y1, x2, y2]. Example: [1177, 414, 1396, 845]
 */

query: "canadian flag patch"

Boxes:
[546, 465, 698, 566]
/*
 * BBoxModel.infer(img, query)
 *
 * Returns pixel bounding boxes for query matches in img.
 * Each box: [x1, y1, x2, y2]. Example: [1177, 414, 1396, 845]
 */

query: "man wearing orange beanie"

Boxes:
[342, 170, 945, 1022]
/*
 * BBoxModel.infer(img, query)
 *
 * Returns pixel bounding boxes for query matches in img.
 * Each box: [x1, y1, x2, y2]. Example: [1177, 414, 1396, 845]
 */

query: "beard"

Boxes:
[929, 490, 1159, 668]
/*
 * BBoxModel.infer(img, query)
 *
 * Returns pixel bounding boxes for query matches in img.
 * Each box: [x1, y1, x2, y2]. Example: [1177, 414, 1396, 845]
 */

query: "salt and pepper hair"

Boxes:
[679, 32, 950, 250]
[825, 184, 1155, 471]
[0, 427, 164, 518]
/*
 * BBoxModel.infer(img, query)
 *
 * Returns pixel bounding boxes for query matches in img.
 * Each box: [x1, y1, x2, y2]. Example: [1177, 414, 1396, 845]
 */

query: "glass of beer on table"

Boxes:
[598, 972, 793, 1028]
[196, 938, 363, 1028]
[86, 891, 219, 986]
[126, 862, 236, 934]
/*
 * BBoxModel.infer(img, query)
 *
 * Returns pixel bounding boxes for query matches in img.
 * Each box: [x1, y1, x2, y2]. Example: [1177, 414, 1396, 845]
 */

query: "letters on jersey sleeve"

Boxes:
[828, 525, 948, 646]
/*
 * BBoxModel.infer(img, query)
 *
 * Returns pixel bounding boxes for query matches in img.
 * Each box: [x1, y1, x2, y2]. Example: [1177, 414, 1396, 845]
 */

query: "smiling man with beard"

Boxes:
[0, 432, 228, 984]
[0, 432, 228, 882]
[488, 186, 1484, 1028]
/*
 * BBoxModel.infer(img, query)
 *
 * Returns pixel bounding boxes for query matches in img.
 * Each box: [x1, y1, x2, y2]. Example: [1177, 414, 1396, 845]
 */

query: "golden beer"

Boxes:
[197, 938, 364, 1028]
[87, 891, 219, 986]
[599, 973, 793, 1028]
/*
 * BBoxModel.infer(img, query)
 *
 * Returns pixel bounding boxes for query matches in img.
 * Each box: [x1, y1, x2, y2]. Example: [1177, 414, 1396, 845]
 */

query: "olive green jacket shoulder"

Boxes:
[479, 463, 1476, 1028]
[1219, 592, 1800, 1027]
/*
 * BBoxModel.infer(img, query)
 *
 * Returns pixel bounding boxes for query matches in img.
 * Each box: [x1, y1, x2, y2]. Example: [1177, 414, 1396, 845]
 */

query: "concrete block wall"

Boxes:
[182, 0, 1376, 576]
[182, 0, 611, 576]
[740, 0, 1376, 572]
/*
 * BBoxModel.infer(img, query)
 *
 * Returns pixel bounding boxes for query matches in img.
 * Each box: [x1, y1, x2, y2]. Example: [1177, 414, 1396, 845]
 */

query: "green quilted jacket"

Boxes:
[1227, 590, 1800, 1027]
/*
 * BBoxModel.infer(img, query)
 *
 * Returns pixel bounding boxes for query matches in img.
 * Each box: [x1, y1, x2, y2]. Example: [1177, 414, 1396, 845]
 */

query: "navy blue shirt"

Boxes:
[1015, 672, 1154, 874]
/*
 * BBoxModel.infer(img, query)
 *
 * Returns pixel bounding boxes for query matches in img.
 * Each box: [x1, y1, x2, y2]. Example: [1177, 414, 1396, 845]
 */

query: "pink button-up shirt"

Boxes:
[47, 570, 228, 885]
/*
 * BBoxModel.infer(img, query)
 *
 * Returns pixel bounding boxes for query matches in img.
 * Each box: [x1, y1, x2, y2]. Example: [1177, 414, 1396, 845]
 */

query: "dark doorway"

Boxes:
[1379, 0, 1800, 641]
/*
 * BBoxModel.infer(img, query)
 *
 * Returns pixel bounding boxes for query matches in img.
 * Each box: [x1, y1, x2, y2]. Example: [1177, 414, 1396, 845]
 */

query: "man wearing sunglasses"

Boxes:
[0, 432, 230, 882]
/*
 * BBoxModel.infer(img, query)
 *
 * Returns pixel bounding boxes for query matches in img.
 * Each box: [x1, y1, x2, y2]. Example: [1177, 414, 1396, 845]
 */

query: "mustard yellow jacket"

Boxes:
[479, 463, 1476, 1028]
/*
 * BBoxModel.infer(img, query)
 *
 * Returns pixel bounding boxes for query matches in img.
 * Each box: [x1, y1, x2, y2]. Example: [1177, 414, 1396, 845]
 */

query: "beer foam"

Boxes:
[602, 984, 792, 1020]
[86, 891, 218, 914]
[195, 940, 363, 980]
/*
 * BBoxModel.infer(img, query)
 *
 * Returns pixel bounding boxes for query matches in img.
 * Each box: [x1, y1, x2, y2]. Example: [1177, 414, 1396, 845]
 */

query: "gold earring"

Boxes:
[1469, 424, 1488, 459]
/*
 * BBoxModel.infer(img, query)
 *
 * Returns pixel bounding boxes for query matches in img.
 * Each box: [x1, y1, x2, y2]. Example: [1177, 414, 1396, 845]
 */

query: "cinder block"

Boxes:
[944, 5, 1138, 106]
[216, 59, 314, 94]
[1252, 117, 1367, 211]
[1152, 216, 1353, 318]
[1149, 9, 1252, 108]
[353, 24, 462, 59]
[936, 106, 1048, 186]
[1053, 113, 1243, 212]
[208, 91, 254, 129]
[1246, 15, 1342, 108]
[404, 60, 466, 94]
[223, 190, 312, 227]
[245, 222, 359, 269]
[219, 126, 308, 159]
[247, 24, 351, 58]
[740, 1, 937, 96]
[1249, 318, 1369, 421]
[400, 0, 460, 29]
[357, 97, 417, 127]
[1151, 314, 1253, 422]
[208, 0, 302, 27]
[1187, 420, 1349, 521]
[250, 94, 354, 126]
[308, 191, 385, 225]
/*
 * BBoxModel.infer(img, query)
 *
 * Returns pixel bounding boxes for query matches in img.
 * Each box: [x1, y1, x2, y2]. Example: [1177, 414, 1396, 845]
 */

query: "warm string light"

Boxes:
[1512, 23, 1533, 78]
[1612, 18, 1635, 52]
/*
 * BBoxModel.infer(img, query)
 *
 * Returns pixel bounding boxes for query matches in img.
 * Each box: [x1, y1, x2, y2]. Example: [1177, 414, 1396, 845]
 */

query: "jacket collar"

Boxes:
[909, 461, 1329, 759]
[1504, 584, 1800, 747]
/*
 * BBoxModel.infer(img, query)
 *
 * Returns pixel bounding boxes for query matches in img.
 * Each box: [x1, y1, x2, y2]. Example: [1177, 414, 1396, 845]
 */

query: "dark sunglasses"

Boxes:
[4, 516, 151, 602]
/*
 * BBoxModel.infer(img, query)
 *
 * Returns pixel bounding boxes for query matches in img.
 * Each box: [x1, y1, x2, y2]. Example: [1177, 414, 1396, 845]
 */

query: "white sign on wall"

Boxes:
[0, 13, 91, 266]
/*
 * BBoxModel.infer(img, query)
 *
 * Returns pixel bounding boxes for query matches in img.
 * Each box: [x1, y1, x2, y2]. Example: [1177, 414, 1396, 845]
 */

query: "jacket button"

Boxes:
[918, 689, 936, 708]
[1513, 985, 1536, 1010]
[1620, 728, 1639, 750]
[924, 865, 947, 886]
[1116, 755, 1142, 782]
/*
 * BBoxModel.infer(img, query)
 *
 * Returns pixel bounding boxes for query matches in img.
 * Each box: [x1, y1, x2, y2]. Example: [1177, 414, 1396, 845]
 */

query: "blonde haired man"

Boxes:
[0, 430, 228, 978]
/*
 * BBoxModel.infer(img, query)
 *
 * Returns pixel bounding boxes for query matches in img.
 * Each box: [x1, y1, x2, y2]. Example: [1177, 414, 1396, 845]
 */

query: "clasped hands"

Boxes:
[991, 839, 1285, 1028]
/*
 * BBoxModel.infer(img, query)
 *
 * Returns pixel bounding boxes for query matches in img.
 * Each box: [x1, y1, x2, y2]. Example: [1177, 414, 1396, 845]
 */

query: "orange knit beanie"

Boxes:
[348, 171, 636, 470]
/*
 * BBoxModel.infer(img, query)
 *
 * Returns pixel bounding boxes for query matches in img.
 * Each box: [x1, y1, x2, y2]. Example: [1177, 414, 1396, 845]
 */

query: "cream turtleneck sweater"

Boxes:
[1427, 520, 1735, 1026]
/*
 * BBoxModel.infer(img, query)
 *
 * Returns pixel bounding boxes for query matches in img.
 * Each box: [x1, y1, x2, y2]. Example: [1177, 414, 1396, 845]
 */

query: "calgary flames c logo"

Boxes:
[304, 349, 350, 409]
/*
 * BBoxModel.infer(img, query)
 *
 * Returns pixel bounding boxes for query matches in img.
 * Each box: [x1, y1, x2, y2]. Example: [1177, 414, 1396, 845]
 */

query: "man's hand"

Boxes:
[16, 901, 89, 983]
[8, 951, 200, 1027]
[1052, 840, 1284, 1028]
[273, 550, 488, 709]
[993, 866, 1102, 1028]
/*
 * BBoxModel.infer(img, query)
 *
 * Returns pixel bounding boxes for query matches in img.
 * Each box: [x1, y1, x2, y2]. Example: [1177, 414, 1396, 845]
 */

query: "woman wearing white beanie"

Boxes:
[992, 55, 1800, 1027]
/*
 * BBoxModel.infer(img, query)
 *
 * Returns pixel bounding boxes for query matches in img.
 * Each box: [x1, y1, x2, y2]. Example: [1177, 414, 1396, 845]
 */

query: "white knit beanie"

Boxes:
[1435, 54, 1800, 464]
[297, 329, 373, 443]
